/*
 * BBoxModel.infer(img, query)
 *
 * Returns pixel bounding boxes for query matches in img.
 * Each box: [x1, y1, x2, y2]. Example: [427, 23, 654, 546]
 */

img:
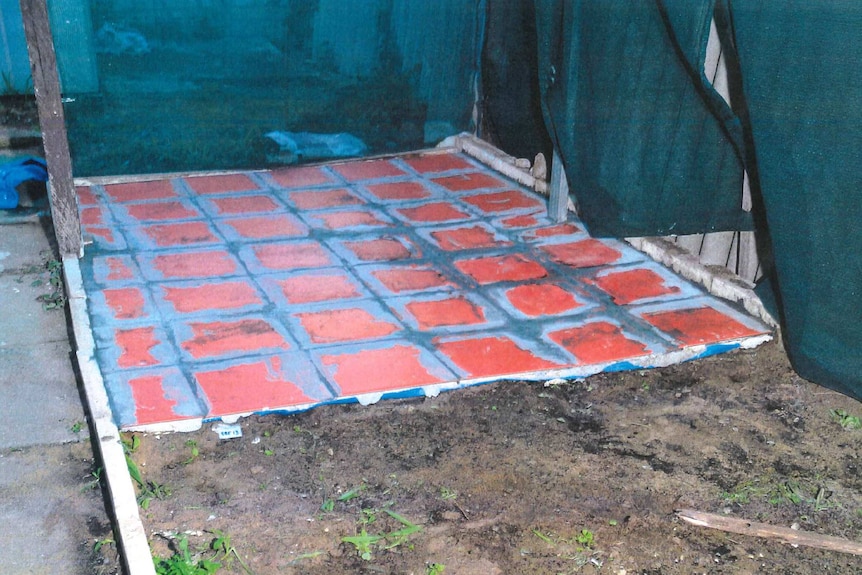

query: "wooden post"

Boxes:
[19, 0, 82, 257]
[548, 149, 569, 223]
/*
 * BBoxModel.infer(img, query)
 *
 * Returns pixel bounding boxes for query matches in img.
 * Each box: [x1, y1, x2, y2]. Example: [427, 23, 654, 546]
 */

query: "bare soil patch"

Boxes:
[129, 340, 862, 574]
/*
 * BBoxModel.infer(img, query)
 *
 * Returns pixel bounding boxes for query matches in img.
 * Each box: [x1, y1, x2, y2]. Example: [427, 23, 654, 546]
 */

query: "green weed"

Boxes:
[36, 259, 66, 311]
[154, 535, 222, 575]
[71, 420, 84, 434]
[439, 487, 458, 500]
[183, 440, 200, 465]
[81, 467, 103, 492]
[341, 509, 422, 561]
[426, 563, 446, 575]
[831, 409, 862, 430]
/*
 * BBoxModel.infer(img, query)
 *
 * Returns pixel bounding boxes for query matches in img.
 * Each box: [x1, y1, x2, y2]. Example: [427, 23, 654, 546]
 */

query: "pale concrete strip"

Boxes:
[64, 256, 156, 575]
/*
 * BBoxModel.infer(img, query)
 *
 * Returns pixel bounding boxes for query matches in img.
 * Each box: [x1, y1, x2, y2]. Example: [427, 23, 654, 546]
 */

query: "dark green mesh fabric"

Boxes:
[51, 1, 482, 177]
[725, 0, 862, 401]
[535, 0, 862, 400]
[534, 0, 751, 237]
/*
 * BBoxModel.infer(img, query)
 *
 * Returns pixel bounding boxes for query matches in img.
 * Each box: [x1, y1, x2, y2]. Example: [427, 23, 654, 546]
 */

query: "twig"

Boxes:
[453, 500, 469, 521]
[676, 509, 862, 556]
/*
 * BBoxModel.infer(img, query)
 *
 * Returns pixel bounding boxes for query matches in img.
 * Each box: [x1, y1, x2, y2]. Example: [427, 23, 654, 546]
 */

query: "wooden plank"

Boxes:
[19, 0, 82, 256]
[548, 149, 569, 222]
[677, 509, 862, 556]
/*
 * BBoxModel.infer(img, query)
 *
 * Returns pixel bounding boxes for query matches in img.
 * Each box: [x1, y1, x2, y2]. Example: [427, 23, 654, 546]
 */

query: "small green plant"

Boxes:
[154, 535, 221, 575]
[71, 420, 84, 434]
[93, 537, 114, 553]
[183, 440, 200, 465]
[37, 258, 66, 311]
[426, 563, 446, 575]
[831, 409, 862, 430]
[210, 530, 255, 575]
[123, 434, 171, 509]
[341, 509, 422, 561]
[320, 498, 335, 513]
[439, 487, 458, 500]
[575, 529, 595, 548]
[81, 467, 103, 492]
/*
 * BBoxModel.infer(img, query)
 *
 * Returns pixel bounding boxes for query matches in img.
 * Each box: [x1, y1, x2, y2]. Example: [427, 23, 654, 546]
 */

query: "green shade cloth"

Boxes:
[536, 0, 862, 400]
[727, 0, 862, 400]
[535, 0, 751, 237]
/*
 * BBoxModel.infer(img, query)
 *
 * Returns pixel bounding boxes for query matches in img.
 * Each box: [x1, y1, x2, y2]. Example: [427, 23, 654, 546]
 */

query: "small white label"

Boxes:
[212, 422, 242, 439]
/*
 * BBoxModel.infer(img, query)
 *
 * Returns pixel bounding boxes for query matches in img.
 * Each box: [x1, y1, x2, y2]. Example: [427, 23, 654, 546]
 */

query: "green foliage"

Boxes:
[154, 535, 222, 575]
[36, 259, 66, 311]
[341, 509, 422, 561]
[831, 409, 862, 430]
[426, 563, 446, 574]
[183, 440, 200, 465]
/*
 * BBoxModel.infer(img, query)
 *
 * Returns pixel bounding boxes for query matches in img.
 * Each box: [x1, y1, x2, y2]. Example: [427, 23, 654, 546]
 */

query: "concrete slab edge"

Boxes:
[441, 132, 548, 194]
[64, 256, 157, 575]
[626, 236, 779, 330]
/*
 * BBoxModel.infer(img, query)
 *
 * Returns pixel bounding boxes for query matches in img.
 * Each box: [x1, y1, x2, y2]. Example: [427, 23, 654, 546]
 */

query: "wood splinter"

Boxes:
[676, 509, 862, 556]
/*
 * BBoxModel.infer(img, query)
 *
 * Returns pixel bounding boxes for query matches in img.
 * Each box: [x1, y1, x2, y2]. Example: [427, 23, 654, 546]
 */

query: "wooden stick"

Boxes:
[676, 509, 862, 556]
[20, 0, 82, 256]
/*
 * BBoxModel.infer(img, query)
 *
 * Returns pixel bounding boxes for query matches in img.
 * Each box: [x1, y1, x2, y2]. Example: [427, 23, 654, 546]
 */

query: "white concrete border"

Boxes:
[64, 256, 156, 575]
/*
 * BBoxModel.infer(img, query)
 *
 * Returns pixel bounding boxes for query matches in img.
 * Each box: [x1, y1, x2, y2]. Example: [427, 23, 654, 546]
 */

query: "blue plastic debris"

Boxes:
[0, 156, 48, 210]
[264, 131, 367, 164]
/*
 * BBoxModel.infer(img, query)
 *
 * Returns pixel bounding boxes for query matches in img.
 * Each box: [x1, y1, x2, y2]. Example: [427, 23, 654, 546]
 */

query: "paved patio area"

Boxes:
[74, 148, 771, 432]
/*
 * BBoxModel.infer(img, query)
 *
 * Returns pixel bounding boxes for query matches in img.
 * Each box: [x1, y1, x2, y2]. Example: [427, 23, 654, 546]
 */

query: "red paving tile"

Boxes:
[435, 335, 562, 379]
[270, 165, 335, 188]
[296, 307, 401, 344]
[461, 190, 544, 213]
[540, 239, 622, 268]
[185, 173, 258, 194]
[643, 306, 762, 345]
[250, 242, 333, 271]
[103, 287, 147, 320]
[499, 214, 542, 228]
[221, 214, 306, 240]
[80, 150, 770, 429]
[343, 237, 414, 261]
[102, 256, 136, 282]
[114, 327, 161, 369]
[526, 223, 583, 239]
[161, 281, 262, 314]
[403, 153, 474, 173]
[76, 186, 98, 205]
[143, 222, 220, 248]
[405, 296, 486, 330]
[432, 172, 506, 191]
[371, 265, 454, 293]
[195, 357, 315, 416]
[331, 159, 406, 181]
[104, 180, 177, 202]
[455, 254, 548, 284]
[150, 250, 238, 279]
[80, 207, 104, 226]
[364, 181, 431, 201]
[548, 322, 649, 364]
[429, 225, 508, 251]
[505, 283, 582, 317]
[209, 195, 281, 215]
[589, 268, 681, 305]
[315, 210, 390, 230]
[128, 373, 184, 425]
[85, 227, 123, 248]
[288, 188, 363, 210]
[125, 201, 201, 222]
[320, 344, 449, 395]
[180, 318, 291, 360]
[396, 202, 471, 223]
[276, 272, 362, 304]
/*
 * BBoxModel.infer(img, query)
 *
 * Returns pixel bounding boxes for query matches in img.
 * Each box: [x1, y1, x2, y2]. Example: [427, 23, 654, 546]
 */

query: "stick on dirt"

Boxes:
[676, 509, 862, 556]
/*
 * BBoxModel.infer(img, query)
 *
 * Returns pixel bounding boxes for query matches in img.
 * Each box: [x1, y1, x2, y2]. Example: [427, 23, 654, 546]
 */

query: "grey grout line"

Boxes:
[64, 255, 157, 575]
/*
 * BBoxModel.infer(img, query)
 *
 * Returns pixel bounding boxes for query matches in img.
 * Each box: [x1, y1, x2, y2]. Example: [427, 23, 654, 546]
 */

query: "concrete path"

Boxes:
[0, 219, 120, 574]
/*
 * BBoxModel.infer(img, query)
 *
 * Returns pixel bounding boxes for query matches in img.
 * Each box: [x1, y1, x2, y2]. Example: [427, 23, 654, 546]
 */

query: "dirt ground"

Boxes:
[118, 339, 862, 574]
